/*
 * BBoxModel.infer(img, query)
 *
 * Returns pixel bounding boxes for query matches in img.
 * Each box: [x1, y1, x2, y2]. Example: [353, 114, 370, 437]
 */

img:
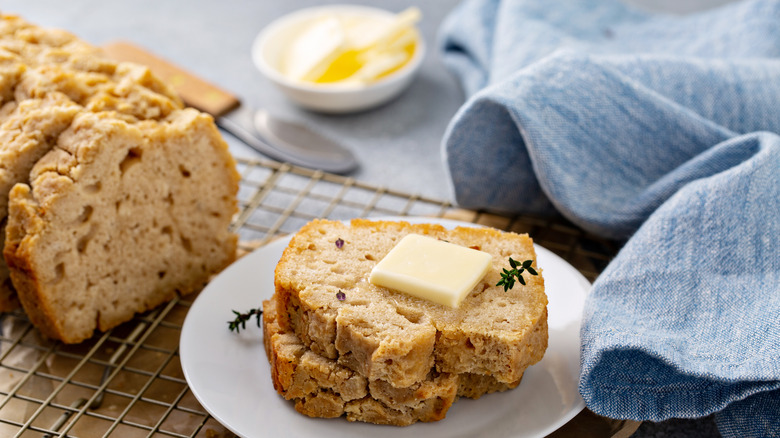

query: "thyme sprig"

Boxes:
[228, 307, 263, 333]
[496, 257, 538, 291]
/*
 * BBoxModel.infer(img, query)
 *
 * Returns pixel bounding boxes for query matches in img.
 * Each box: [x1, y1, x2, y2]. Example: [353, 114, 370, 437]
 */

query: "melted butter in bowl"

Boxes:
[252, 5, 425, 113]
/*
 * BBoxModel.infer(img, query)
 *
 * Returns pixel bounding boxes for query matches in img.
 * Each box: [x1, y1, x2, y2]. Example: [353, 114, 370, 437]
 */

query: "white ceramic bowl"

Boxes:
[251, 5, 425, 113]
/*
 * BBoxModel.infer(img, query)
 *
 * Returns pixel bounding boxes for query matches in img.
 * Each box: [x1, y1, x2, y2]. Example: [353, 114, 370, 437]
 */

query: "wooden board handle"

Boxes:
[102, 41, 240, 116]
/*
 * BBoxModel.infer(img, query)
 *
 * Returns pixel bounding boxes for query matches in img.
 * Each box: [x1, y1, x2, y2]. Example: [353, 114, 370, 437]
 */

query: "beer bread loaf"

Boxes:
[0, 14, 239, 342]
[0, 13, 185, 311]
[5, 109, 238, 343]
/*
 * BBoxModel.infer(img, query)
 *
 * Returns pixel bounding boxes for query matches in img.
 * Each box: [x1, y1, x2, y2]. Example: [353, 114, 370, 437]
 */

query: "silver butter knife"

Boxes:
[102, 41, 358, 174]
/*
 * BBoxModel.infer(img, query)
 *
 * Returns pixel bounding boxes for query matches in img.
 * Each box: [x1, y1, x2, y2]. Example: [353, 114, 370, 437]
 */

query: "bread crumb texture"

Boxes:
[268, 219, 547, 424]
[0, 14, 239, 343]
[263, 298, 519, 426]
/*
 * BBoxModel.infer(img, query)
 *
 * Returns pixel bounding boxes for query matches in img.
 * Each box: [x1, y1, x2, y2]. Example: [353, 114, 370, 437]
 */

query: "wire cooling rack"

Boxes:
[0, 157, 618, 437]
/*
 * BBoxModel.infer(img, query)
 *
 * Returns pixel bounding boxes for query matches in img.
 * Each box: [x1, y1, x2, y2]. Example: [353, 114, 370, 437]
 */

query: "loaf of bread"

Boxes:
[274, 219, 548, 389]
[0, 14, 239, 342]
[0, 14, 185, 312]
[262, 298, 519, 426]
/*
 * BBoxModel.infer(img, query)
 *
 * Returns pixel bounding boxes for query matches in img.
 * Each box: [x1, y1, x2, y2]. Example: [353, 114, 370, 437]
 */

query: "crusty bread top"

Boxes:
[0, 14, 182, 117]
[274, 219, 548, 387]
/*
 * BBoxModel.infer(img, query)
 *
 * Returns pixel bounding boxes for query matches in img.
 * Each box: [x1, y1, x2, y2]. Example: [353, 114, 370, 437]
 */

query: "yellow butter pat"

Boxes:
[369, 234, 492, 308]
[281, 7, 421, 85]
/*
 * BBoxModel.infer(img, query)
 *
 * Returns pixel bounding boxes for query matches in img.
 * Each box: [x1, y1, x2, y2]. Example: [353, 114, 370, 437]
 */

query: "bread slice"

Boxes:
[0, 94, 82, 310]
[262, 299, 519, 426]
[0, 13, 184, 311]
[4, 109, 239, 343]
[274, 219, 548, 388]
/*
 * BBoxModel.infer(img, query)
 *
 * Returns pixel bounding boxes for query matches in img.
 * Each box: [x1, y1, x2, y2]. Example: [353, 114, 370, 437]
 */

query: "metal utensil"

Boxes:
[216, 106, 357, 174]
[102, 41, 358, 174]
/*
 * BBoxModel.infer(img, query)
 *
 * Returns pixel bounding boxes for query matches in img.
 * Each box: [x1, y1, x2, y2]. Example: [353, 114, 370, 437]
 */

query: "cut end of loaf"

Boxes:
[0, 13, 238, 342]
[4, 110, 238, 343]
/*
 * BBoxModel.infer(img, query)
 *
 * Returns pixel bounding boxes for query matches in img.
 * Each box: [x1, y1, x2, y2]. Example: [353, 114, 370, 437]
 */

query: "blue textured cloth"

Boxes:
[438, 0, 780, 437]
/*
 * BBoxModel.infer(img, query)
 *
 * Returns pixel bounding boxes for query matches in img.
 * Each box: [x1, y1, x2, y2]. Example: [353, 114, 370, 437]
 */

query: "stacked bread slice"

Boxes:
[263, 219, 549, 425]
[0, 15, 239, 343]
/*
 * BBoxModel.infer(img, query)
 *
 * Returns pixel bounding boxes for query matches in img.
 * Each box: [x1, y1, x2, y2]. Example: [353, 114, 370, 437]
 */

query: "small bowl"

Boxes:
[251, 5, 425, 114]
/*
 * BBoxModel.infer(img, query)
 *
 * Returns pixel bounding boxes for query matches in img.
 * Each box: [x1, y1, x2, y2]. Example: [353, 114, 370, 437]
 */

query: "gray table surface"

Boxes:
[1, 0, 735, 436]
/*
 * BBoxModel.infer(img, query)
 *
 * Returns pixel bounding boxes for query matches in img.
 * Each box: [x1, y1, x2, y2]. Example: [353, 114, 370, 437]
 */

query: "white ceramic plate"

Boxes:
[180, 217, 589, 438]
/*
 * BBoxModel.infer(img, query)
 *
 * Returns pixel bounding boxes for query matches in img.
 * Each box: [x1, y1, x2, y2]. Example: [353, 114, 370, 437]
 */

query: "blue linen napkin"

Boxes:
[438, 0, 780, 436]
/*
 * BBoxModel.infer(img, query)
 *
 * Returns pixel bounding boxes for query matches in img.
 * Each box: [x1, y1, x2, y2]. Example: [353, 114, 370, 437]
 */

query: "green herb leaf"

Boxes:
[495, 257, 538, 291]
[228, 307, 263, 333]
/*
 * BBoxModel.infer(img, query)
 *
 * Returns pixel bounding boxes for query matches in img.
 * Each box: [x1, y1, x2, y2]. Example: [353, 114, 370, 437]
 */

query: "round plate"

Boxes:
[180, 217, 589, 437]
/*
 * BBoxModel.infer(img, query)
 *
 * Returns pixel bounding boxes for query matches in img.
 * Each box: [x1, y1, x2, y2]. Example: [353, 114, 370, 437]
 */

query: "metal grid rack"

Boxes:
[0, 157, 618, 437]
